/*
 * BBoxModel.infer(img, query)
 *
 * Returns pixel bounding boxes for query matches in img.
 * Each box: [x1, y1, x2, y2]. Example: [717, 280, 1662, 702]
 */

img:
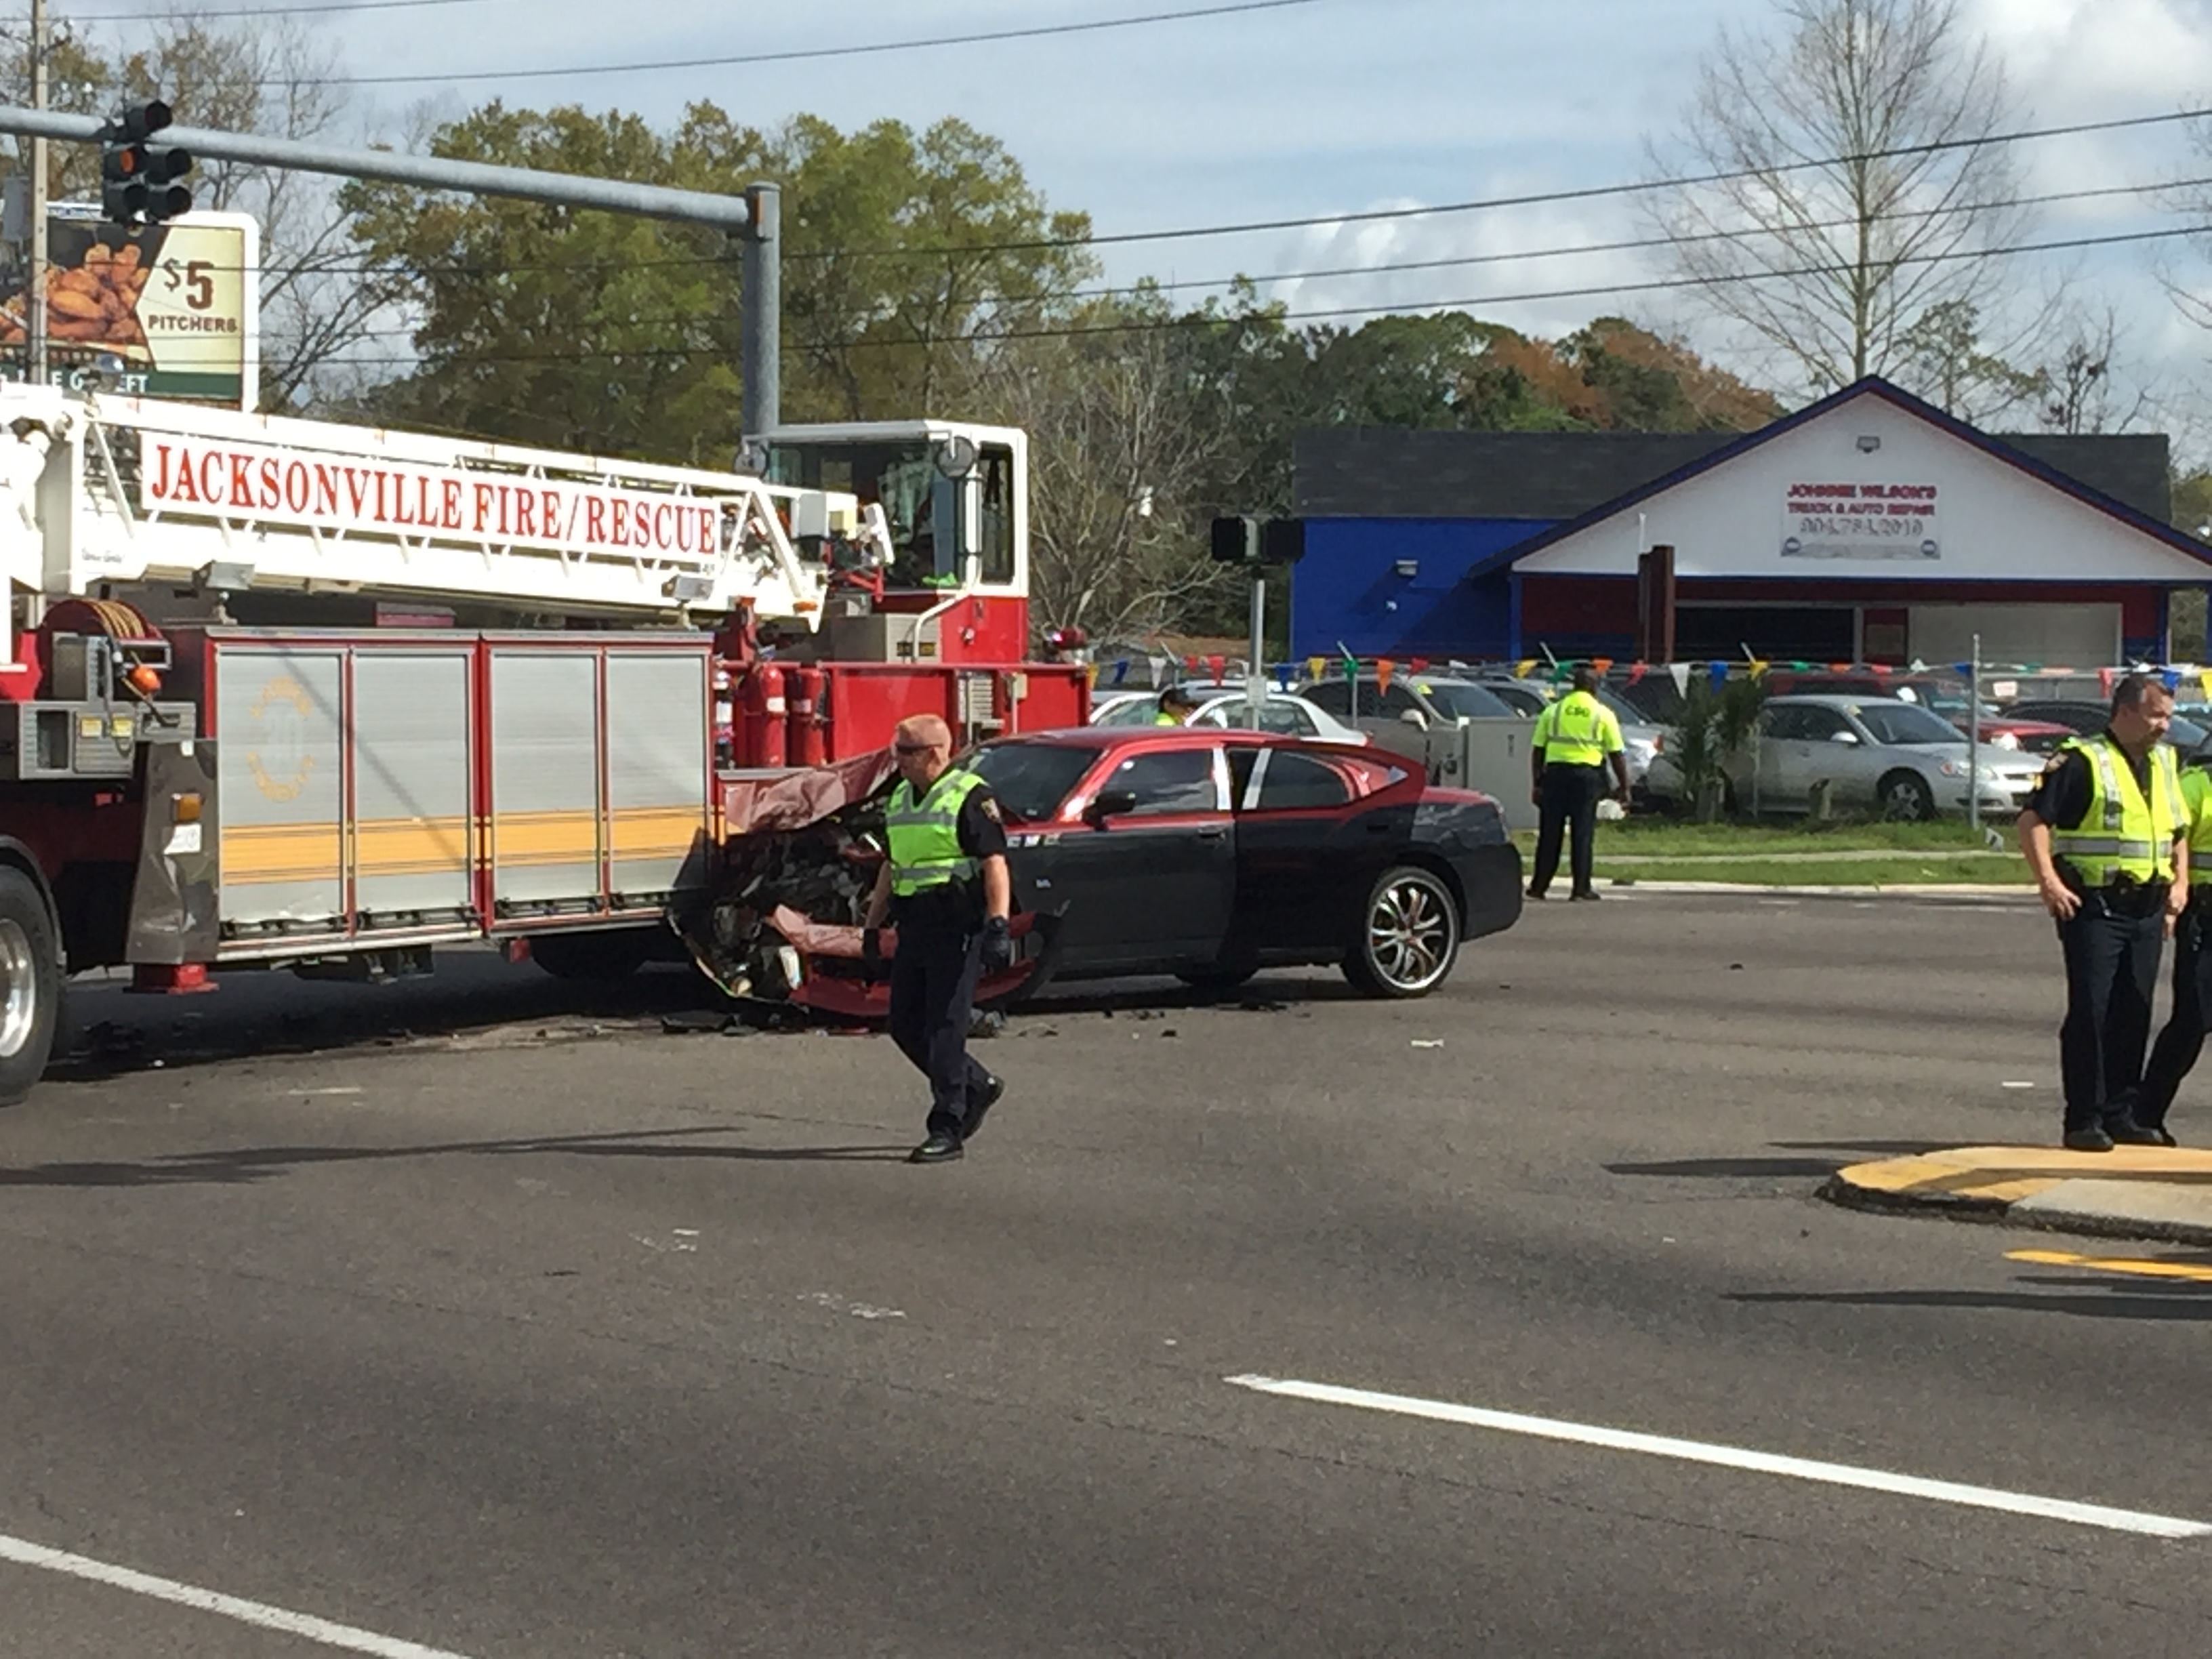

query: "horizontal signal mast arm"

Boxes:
[0, 104, 758, 234]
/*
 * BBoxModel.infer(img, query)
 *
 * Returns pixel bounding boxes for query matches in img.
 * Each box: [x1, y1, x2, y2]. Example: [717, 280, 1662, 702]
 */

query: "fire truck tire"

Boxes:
[0, 866, 61, 1106]
[529, 928, 654, 981]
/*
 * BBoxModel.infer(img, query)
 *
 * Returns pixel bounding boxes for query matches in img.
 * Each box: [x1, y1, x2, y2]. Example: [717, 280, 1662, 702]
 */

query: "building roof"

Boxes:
[1294, 403, 2173, 525]
[1471, 377, 2207, 579]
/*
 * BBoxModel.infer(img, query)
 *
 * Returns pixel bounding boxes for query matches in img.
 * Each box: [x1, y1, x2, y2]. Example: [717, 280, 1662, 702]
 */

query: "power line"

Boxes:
[227, 219, 2209, 369]
[318, 0, 1331, 87]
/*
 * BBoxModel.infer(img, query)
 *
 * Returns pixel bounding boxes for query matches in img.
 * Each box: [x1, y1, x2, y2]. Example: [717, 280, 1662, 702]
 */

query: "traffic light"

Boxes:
[1210, 515, 1305, 565]
[100, 102, 193, 226]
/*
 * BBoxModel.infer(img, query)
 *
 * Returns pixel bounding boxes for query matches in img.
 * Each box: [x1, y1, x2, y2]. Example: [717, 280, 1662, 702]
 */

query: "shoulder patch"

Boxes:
[2041, 753, 2068, 778]
[978, 796, 1002, 823]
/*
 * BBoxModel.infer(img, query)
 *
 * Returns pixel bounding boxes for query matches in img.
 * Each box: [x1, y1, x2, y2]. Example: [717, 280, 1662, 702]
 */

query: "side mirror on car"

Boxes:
[1399, 708, 1429, 729]
[1084, 788, 1139, 825]
[1830, 731, 1860, 745]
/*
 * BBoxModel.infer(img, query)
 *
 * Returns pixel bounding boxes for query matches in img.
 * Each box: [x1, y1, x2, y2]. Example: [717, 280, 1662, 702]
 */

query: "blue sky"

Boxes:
[85, 0, 2212, 437]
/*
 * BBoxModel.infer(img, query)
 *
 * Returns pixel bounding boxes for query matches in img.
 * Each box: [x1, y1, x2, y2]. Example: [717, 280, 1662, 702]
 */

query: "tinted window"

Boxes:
[1414, 682, 1515, 719]
[1109, 748, 1221, 815]
[1851, 702, 1959, 745]
[977, 445, 1016, 586]
[1303, 680, 1351, 716]
[1484, 684, 1547, 716]
[1761, 707, 1812, 741]
[1227, 746, 1261, 806]
[965, 742, 1102, 821]
[1793, 706, 1850, 740]
[1253, 751, 1352, 811]
[1377, 684, 1422, 718]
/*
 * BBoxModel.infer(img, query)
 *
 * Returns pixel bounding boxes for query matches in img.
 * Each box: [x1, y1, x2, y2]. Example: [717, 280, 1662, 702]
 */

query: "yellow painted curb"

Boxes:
[1826, 1145, 2212, 1216]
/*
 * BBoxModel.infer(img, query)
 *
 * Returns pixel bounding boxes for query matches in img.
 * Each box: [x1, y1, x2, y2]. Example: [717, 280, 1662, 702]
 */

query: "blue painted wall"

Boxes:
[1288, 517, 1551, 661]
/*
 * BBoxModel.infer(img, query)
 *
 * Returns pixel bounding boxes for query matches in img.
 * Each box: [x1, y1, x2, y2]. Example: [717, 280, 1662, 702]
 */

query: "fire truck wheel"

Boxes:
[0, 866, 60, 1106]
[528, 928, 653, 981]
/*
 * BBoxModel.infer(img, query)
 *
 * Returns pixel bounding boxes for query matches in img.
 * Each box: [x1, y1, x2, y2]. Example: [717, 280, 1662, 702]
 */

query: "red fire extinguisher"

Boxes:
[741, 663, 787, 769]
[787, 665, 827, 768]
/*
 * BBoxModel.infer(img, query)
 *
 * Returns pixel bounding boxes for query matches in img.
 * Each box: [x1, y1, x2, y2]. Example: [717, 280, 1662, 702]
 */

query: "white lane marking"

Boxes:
[1223, 1376, 2211, 1539]
[0, 1530, 478, 1656]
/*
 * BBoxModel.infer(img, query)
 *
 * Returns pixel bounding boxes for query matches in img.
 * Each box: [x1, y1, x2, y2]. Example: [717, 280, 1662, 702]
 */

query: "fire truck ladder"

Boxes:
[0, 386, 878, 654]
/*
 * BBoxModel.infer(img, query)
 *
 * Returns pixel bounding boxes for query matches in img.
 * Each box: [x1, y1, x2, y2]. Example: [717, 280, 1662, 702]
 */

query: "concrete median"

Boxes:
[1824, 1145, 2212, 1246]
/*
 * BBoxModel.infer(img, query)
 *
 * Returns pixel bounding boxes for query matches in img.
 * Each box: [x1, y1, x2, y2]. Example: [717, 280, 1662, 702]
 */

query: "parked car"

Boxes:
[1760, 670, 2067, 751]
[2001, 699, 2211, 754]
[1296, 672, 1522, 777]
[1643, 695, 2047, 819]
[1089, 681, 1243, 726]
[1185, 691, 1370, 744]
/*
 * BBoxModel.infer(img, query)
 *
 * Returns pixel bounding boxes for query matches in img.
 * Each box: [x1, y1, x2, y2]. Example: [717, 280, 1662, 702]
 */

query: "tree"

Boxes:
[344, 104, 1092, 459]
[4, 16, 373, 409]
[1649, 0, 2032, 395]
[1893, 300, 2041, 424]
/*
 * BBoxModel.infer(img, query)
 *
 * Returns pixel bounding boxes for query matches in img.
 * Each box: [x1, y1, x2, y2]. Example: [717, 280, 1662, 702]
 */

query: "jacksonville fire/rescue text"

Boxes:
[142, 436, 728, 559]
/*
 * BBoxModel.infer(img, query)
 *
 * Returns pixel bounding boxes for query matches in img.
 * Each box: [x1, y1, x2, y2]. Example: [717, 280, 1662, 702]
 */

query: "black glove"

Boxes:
[979, 916, 1012, 972]
[861, 927, 883, 973]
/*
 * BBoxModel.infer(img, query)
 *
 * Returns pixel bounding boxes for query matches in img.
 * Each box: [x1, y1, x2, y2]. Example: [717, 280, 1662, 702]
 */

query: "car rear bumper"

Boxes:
[1456, 842, 1524, 941]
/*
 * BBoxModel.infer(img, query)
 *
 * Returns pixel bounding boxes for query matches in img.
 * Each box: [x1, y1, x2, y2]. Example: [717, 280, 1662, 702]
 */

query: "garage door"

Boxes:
[1908, 604, 2121, 667]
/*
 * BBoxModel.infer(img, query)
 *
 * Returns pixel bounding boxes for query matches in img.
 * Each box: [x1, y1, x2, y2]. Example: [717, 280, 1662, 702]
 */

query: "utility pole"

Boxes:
[25, 0, 46, 387]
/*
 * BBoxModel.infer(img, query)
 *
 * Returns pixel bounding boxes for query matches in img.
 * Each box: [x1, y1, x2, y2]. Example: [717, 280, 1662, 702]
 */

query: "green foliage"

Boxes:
[1664, 674, 1767, 822]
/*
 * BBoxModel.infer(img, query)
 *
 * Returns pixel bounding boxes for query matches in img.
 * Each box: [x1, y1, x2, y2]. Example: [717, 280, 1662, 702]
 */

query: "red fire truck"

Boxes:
[0, 386, 1086, 1101]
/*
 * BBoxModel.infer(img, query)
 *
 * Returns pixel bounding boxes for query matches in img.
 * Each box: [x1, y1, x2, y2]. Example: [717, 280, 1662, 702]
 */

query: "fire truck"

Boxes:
[0, 384, 1088, 1102]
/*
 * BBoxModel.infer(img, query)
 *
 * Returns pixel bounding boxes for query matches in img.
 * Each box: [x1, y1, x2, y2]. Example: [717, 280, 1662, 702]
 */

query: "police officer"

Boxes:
[2128, 737, 2212, 1145]
[1526, 665, 1631, 901]
[1155, 684, 1200, 725]
[2018, 674, 2189, 1152]
[862, 714, 1012, 1164]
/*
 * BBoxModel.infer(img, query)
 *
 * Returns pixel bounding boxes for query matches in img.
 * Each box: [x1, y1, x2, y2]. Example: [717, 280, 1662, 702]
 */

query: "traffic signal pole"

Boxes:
[0, 104, 783, 434]
[25, 0, 47, 387]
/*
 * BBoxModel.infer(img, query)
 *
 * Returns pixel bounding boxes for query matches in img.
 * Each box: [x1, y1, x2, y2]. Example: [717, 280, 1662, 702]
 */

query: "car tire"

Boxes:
[1878, 770, 1936, 822]
[1343, 865, 1460, 1000]
[529, 928, 654, 981]
[0, 865, 62, 1107]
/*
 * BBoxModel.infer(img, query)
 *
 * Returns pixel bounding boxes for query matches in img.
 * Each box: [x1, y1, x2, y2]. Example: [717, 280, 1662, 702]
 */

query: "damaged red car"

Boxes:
[679, 730, 1523, 1019]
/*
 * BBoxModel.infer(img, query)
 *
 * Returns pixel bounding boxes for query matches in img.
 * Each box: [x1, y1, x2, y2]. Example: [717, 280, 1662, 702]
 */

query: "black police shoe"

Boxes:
[963, 1074, 1006, 1143]
[2062, 1126, 2115, 1153]
[2106, 1120, 2169, 1147]
[1525, 886, 1548, 901]
[908, 1132, 964, 1164]
[1570, 888, 1602, 901]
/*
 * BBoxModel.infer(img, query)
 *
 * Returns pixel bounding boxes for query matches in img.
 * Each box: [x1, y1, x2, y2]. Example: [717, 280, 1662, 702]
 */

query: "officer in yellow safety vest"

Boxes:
[2018, 674, 2190, 1152]
[2130, 738, 2212, 1144]
[1526, 665, 1632, 901]
[1155, 683, 1201, 725]
[862, 714, 1014, 1164]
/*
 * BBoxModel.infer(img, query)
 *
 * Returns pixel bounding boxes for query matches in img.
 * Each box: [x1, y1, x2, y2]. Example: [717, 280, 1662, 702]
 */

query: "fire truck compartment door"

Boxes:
[216, 647, 346, 929]
[490, 650, 603, 910]
[605, 651, 710, 905]
[352, 649, 474, 924]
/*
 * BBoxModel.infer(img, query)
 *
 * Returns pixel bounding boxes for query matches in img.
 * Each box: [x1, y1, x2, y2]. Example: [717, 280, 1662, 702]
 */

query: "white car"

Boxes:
[1185, 691, 1370, 744]
[1645, 694, 2045, 819]
[1088, 682, 1242, 726]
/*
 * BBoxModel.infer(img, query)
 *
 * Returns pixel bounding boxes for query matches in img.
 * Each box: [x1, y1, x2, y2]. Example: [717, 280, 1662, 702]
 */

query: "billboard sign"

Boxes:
[1, 208, 260, 409]
[1780, 480, 1940, 561]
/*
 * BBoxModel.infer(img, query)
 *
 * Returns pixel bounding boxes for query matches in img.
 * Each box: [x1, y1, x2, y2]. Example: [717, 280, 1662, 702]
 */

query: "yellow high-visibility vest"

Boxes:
[885, 768, 985, 897]
[1534, 690, 1621, 767]
[2183, 766, 2212, 880]
[2050, 735, 2184, 888]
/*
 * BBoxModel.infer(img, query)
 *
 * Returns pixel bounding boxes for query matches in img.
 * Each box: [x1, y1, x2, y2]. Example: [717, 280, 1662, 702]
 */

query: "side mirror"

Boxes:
[1830, 730, 1860, 745]
[1085, 788, 1139, 825]
[1399, 708, 1429, 730]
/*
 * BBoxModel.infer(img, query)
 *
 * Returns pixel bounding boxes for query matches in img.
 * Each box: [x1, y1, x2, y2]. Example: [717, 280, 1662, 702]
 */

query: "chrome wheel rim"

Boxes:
[1368, 876, 1454, 992]
[1882, 779, 1927, 821]
[0, 918, 37, 1059]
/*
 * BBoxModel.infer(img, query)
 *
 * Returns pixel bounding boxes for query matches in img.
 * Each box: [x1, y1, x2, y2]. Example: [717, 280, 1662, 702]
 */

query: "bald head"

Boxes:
[893, 712, 955, 788]
[895, 714, 952, 751]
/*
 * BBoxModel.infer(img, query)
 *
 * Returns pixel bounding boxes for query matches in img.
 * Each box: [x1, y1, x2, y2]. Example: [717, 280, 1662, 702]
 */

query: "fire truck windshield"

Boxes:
[764, 437, 1016, 592]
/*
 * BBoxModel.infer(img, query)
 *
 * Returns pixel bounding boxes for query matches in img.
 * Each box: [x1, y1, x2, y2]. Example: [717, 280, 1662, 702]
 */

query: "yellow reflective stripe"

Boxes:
[609, 805, 705, 862]
[354, 815, 470, 878]
[220, 822, 342, 885]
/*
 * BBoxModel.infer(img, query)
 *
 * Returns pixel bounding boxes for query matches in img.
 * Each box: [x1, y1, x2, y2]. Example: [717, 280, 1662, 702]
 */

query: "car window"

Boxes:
[1094, 695, 1165, 727]
[1850, 702, 1959, 745]
[1484, 684, 1547, 716]
[1194, 697, 1315, 737]
[1793, 706, 1850, 741]
[1761, 707, 1810, 741]
[1251, 750, 1352, 811]
[1108, 747, 1223, 815]
[965, 742, 1105, 821]
[1377, 683, 1422, 717]
[1227, 746, 1261, 805]
[1413, 681, 1515, 719]
[1303, 680, 1351, 716]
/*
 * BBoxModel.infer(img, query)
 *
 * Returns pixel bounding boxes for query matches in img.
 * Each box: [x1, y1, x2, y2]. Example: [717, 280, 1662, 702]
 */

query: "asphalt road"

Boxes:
[5, 893, 2211, 1658]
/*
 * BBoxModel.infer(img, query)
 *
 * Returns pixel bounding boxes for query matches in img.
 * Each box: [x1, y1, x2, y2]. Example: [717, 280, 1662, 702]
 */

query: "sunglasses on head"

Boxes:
[895, 741, 937, 756]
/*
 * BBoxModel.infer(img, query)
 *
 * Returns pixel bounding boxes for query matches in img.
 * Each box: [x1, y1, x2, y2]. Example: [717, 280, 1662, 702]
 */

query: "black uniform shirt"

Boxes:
[2021, 729, 2150, 831]
[893, 776, 1008, 927]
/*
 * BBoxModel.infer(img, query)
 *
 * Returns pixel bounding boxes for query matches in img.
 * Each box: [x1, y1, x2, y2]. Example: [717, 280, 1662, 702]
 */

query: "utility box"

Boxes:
[827, 611, 941, 663]
[1434, 718, 1539, 832]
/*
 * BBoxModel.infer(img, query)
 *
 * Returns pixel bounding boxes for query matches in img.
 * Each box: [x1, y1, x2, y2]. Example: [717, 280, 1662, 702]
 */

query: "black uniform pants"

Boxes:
[2137, 901, 2212, 1130]
[888, 910, 993, 1137]
[1531, 762, 1605, 896]
[2054, 891, 2167, 1132]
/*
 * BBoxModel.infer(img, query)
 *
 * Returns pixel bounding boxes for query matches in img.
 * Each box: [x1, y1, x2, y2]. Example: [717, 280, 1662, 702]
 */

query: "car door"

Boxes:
[1038, 745, 1235, 972]
[1784, 704, 1867, 807]
[1223, 746, 1370, 957]
[1749, 705, 1809, 808]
